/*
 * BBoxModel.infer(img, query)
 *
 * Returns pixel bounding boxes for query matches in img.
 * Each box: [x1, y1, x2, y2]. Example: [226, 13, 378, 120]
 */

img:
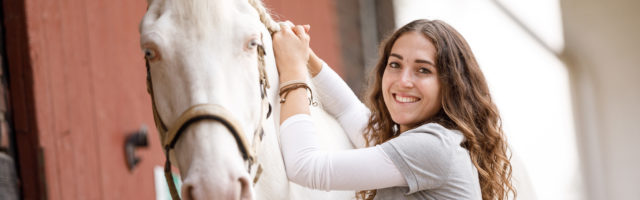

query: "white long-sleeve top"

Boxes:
[280, 63, 482, 199]
[279, 63, 407, 191]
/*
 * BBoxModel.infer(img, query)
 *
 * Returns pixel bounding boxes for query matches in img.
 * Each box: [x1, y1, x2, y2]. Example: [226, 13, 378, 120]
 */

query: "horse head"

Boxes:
[139, 0, 280, 199]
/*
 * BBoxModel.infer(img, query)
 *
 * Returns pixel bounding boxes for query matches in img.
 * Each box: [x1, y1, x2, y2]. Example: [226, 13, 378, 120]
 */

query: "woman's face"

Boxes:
[382, 31, 442, 133]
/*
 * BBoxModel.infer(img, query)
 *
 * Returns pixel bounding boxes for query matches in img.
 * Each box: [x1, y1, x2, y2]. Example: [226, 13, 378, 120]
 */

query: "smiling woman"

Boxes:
[382, 31, 442, 133]
[392, 0, 586, 199]
[274, 19, 515, 200]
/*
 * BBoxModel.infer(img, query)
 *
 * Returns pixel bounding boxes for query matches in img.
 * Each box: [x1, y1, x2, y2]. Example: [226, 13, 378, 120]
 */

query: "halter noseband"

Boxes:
[146, 43, 271, 200]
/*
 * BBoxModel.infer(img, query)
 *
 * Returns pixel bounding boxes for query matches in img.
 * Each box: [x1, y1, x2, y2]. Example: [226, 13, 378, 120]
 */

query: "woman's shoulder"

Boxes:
[380, 123, 464, 164]
[401, 123, 465, 147]
[378, 123, 465, 191]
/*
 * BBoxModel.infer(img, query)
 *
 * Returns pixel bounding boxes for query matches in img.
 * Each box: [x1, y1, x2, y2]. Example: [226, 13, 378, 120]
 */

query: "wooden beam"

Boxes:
[2, 0, 46, 199]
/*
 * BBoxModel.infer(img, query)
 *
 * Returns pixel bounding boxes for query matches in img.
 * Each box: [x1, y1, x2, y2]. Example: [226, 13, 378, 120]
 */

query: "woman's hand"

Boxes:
[273, 22, 311, 83]
[308, 48, 323, 77]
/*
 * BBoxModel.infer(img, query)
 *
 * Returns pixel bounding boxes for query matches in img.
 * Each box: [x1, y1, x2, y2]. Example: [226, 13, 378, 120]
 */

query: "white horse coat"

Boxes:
[140, 0, 354, 199]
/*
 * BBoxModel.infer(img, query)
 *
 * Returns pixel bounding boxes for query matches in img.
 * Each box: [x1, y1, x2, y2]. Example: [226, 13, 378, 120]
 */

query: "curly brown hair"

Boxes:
[356, 19, 516, 200]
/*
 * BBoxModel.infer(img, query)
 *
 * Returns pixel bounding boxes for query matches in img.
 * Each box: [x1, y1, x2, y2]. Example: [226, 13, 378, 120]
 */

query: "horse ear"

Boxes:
[145, 0, 157, 11]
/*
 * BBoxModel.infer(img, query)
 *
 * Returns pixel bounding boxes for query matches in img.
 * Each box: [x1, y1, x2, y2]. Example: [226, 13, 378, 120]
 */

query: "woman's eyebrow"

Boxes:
[390, 53, 403, 60]
[415, 59, 434, 65]
[390, 53, 434, 65]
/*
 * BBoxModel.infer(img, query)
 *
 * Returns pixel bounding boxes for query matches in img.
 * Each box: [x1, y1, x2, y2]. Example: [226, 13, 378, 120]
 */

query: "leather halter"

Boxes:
[145, 44, 271, 200]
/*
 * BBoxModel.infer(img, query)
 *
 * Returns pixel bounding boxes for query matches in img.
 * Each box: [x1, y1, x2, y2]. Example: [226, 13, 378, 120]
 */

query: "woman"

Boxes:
[273, 19, 515, 200]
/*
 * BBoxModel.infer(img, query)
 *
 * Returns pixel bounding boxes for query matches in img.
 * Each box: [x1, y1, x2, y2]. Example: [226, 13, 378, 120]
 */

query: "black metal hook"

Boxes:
[125, 126, 149, 171]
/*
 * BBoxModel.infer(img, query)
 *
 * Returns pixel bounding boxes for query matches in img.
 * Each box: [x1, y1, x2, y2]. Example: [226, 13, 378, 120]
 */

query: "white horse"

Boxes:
[139, 0, 354, 199]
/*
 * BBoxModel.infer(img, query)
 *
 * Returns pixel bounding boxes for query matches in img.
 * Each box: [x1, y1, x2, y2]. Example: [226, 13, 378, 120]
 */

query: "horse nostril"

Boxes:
[181, 183, 195, 200]
[238, 176, 254, 200]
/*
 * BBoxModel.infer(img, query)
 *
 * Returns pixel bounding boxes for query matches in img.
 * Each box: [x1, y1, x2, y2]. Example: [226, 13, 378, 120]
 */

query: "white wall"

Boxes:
[562, 0, 640, 199]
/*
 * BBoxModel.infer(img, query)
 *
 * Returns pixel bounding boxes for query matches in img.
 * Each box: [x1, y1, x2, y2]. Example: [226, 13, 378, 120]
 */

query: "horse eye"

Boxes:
[144, 48, 157, 60]
[247, 39, 260, 49]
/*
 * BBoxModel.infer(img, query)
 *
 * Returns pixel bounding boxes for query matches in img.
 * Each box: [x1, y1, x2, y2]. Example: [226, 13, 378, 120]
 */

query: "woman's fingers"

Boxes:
[277, 22, 309, 41]
[284, 20, 295, 27]
[293, 25, 304, 36]
[278, 22, 293, 35]
[279, 21, 310, 32]
[293, 25, 310, 41]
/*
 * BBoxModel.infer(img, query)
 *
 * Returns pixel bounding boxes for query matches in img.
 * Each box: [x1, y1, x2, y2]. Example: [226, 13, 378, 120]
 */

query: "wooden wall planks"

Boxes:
[4, 0, 163, 199]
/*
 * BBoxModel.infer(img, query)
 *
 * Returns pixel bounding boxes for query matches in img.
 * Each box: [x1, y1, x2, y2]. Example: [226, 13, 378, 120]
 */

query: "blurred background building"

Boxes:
[0, 0, 637, 199]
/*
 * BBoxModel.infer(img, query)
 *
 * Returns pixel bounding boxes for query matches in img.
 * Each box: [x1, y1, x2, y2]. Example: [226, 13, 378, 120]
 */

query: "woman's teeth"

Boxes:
[394, 95, 419, 103]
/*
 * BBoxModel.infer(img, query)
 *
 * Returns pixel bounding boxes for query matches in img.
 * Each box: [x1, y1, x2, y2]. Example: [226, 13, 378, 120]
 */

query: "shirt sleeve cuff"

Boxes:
[380, 142, 420, 194]
[280, 114, 313, 131]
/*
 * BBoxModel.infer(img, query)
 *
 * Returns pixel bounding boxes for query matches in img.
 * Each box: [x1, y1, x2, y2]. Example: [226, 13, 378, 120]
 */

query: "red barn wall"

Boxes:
[4, 0, 163, 199]
[264, 0, 345, 75]
[3, 0, 345, 199]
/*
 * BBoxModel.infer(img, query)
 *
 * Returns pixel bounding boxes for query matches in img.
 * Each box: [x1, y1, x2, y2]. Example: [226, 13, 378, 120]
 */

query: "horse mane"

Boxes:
[247, 0, 280, 34]
[168, 0, 279, 35]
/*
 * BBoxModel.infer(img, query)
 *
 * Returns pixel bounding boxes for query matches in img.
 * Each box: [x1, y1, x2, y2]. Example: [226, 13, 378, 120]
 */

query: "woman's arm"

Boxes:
[308, 49, 323, 77]
[280, 114, 407, 190]
[305, 46, 370, 148]
[312, 63, 370, 148]
[273, 23, 312, 124]
[273, 24, 406, 190]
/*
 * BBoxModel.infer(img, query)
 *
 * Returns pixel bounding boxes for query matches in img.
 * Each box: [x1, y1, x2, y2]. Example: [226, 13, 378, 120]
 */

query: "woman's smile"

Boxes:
[392, 93, 421, 103]
[382, 31, 442, 133]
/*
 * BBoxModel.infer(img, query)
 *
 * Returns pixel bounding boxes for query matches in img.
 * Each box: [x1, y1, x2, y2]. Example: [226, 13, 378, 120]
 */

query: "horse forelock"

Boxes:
[143, 0, 277, 38]
[170, 0, 234, 33]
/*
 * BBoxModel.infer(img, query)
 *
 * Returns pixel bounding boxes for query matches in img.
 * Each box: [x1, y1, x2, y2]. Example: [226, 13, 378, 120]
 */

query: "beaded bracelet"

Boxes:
[278, 80, 318, 106]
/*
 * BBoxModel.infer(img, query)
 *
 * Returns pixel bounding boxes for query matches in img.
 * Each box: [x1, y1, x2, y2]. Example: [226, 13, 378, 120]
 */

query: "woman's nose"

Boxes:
[399, 70, 414, 88]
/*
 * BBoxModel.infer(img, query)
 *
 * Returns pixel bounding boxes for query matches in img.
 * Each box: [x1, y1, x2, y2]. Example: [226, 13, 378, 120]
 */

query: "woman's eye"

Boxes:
[418, 67, 431, 74]
[144, 48, 157, 60]
[388, 62, 400, 68]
